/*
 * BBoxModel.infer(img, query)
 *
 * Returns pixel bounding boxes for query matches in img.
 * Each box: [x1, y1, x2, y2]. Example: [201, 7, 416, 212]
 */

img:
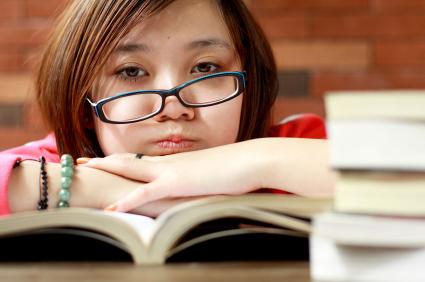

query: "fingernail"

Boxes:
[77, 157, 92, 165]
[104, 204, 118, 212]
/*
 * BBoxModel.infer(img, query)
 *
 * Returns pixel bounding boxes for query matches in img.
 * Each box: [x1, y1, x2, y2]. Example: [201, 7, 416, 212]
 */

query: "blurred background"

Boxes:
[0, 0, 425, 150]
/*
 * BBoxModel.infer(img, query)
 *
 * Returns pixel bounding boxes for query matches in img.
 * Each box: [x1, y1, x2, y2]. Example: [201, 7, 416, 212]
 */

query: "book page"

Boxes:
[104, 211, 157, 243]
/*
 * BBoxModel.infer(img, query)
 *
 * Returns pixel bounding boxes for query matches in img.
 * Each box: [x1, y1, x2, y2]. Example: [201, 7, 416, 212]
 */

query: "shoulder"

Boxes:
[1, 133, 60, 163]
[0, 133, 59, 215]
[269, 113, 327, 139]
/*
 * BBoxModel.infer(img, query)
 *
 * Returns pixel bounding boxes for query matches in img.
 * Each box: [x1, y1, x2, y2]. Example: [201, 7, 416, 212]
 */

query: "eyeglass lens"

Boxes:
[102, 75, 240, 122]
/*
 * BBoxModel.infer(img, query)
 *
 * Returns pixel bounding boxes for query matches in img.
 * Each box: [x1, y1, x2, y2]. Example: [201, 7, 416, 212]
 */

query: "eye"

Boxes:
[191, 62, 220, 74]
[116, 66, 147, 81]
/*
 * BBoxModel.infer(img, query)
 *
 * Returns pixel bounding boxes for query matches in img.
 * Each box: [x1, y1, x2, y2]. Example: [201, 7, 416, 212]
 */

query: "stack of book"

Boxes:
[310, 91, 425, 282]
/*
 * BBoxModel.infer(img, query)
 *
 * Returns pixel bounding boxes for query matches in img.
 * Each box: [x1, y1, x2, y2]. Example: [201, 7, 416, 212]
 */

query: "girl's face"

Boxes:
[92, 0, 243, 156]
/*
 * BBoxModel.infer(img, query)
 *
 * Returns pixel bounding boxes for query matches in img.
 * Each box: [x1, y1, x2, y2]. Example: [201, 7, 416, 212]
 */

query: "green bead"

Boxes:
[59, 189, 71, 201]
[61, 154, 73, 167]
[61, 176, 72, 189]
[57, 201, 69, 208]
[59, 154, 73, 208]
[61, 166, 74, 177]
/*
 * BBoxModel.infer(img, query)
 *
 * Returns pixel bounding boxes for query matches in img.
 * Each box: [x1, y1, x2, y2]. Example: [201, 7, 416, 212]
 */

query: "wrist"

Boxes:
[9, 161, 62, 213]
[250, 138, 282, 190]
[74, 166, 139, 209]
[230, 138, 278, 191]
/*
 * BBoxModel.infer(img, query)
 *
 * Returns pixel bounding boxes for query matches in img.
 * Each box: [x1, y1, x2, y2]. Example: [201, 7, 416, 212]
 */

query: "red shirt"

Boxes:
[269, 113, 326, 139]
[0, 113, 326, 215]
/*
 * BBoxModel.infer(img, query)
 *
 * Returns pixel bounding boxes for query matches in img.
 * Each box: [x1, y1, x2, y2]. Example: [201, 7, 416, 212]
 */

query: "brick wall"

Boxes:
[1, 0, 425, 150]
[0, 0, 68, 150]
[249, 0, 425, 121]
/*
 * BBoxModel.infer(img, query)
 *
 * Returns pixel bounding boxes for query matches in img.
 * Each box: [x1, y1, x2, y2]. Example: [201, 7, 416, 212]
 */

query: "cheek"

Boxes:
[94, 122, 120, 155]
[93, 120, 135, 155]
[201, 95, 243, 145]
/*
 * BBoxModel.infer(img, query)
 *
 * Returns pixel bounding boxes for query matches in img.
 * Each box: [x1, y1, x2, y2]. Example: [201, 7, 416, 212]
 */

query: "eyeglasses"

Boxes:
[87, 71, 247, 124]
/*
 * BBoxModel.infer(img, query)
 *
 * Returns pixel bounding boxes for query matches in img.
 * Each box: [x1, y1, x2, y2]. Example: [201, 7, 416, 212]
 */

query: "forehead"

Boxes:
[117, 0, 235, 52]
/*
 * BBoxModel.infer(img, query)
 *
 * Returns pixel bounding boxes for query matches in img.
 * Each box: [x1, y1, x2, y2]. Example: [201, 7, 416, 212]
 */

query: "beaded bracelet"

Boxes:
[37, 156, 49, 211]
[57, 154, 74, 208]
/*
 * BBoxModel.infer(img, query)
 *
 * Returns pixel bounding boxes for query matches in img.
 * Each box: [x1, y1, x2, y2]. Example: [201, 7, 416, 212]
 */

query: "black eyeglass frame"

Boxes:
[86, 71, 247, 124]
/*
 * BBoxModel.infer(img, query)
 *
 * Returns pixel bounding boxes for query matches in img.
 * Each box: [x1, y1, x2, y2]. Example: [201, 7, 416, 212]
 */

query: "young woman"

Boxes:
[1, 0, 335, 217]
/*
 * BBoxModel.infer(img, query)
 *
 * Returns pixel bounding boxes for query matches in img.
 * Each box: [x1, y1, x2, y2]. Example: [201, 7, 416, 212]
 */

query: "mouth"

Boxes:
[155, 135, 195, 154]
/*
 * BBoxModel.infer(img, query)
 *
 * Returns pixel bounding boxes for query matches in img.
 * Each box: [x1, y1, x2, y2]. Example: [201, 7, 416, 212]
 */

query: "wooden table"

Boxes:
[0, 261, 310, 282]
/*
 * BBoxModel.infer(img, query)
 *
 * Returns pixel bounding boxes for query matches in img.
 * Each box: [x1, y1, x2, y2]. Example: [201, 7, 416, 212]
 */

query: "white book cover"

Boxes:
[325, 91, 425, 120]
[311, 235, 425, 282]
[327, 119, 425, 170]
[311, 212, 425, 282]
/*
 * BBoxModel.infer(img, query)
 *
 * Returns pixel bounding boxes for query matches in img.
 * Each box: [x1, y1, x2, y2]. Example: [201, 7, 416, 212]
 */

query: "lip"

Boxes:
[155, 135, 195, 153]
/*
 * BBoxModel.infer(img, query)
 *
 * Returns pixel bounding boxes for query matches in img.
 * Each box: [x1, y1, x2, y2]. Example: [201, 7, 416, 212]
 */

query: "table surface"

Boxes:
[0, 261, 311, 282]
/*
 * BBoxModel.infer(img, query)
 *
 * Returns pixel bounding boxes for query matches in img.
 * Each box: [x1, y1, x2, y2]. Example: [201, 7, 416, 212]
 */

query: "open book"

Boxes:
[0, 194, 332, 264]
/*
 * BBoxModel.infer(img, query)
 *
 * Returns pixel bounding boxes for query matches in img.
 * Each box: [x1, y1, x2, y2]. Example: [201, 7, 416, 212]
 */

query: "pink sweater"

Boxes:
[0, 113, 326, 215]
[0, 133, 59, 214]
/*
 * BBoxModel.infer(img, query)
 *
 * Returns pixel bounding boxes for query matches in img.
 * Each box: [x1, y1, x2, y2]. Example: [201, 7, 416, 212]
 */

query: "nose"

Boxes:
[152, 75, 195, 122]
[153, 96, 195, 122]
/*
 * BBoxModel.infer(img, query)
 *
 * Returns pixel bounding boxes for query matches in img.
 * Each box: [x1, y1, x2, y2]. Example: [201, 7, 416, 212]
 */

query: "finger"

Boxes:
[78, 154, 157, 182]
[107, 182, 170, 213]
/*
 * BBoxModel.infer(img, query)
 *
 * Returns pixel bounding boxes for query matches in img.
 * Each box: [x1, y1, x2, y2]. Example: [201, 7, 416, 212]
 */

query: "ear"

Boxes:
[83, 102, 95, 129]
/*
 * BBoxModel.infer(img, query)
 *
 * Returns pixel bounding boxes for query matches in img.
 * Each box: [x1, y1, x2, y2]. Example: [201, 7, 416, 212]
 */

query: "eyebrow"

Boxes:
[113, 38, 232, 55]
[114, 43, 150, 54]
[186, 38, 232, 51]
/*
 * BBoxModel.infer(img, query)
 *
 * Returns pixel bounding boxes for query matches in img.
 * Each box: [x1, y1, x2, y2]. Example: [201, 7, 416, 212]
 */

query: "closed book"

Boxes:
[325, 90, 425, 121]
[334, 171, 425, 216]
[325, 91, 425, 171]
[327, 119, 425, 170]
[311, 212, 425, 282]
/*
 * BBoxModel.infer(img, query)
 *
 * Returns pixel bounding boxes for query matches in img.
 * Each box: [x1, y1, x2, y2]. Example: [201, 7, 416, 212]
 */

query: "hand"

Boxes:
[79, 141, 265, 213]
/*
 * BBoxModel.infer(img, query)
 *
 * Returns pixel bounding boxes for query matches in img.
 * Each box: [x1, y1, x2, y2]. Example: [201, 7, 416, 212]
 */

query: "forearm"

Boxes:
[8, 161, 130, 212]
[8, 160, 204, 216]
[251, 138, 336, 196]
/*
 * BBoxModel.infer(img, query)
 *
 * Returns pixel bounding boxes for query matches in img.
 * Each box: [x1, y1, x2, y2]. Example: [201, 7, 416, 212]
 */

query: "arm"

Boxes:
[8, 161, 200, 217]
[80, 137, 336, 212]
[255, 138, 335, 197]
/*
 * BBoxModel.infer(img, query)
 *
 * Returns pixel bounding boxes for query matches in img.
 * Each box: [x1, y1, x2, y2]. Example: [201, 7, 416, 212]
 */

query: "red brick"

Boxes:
[0, 74, 33, 104]
[250, 0, 369, 16]
[311, 71, 425, 97]
[0, 127, 47, 151]
[313, 15, 425, 39]
[0, 0, 24, 21]
[25, 0, 69, 18]
[0, 74, 43, 130]
[256, 15, 310, 40]
[272, 97, 325, 123]
[22, 47, 45, 72]
[0, 50, 23, 72]
[375, 41, 425, 68]
[23, 100, 46, 131]
[272, 40, 370, 70]
[0, 23, 50, 48]
[371, 0, 425, 12]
